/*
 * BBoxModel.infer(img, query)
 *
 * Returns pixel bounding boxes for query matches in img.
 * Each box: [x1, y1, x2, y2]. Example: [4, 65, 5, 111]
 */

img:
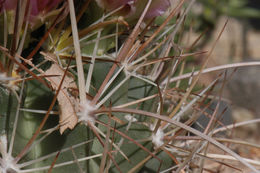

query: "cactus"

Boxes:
[0, 0, 259, 173]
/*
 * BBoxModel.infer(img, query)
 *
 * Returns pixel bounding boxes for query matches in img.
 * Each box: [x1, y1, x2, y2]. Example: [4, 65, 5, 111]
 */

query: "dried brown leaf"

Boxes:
[44, 57, 79, 134]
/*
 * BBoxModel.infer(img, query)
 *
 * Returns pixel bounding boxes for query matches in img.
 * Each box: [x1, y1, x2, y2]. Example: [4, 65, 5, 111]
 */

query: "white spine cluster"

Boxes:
[151, 128, 165, 148]
[124, 114, 137, 122]
[78, 100, 97, 125]
[0, 135, 19, 173]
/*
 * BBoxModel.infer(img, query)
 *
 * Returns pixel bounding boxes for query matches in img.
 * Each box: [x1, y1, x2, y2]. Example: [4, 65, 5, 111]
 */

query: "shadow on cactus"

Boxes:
[0, 0, 259, 173]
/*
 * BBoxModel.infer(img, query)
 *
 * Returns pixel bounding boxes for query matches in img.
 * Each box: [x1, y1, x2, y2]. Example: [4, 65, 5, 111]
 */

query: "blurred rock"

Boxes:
[226, 65, 260, 116]
[193, 101, 233, 133]
[232, 107, 258, 131]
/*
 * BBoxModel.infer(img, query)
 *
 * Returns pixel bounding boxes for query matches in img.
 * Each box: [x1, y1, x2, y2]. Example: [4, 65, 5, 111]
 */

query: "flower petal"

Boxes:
[95, 0, 135, 11]
[1, 0, 61, 17]
[1, 0, 17, 11]
[146, 0, 170, 18]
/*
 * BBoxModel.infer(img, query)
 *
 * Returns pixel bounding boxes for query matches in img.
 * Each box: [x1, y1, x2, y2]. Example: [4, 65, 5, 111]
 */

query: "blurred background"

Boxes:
[193, 1, 260, 115]
[194, 0, 260, 119]
[187, 0, 260, 171]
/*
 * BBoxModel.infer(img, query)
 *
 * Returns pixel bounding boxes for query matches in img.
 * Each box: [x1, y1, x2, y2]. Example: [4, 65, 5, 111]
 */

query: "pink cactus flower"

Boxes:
[95, 0, 170, 18]
[95, 0, 135, 11]
[0, 0, 62, 17]
[0, 0, 17, 11]
[145, 0, 170, 18]
[30, 0, 62, 16]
